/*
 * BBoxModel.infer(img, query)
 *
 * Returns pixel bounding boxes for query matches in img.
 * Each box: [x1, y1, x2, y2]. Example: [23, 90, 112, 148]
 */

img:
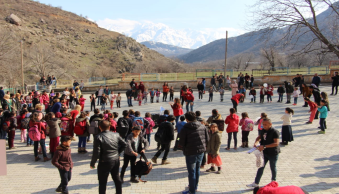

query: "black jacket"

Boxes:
[285, 82, 294, 93]
[312, 88, 321, 105]
[126, 89, 134, 97]
[249, 89, 256, 96]
[179, 121, 209, 156]
[159, 121, 175, 144]
[332, 75, 339, 85]
[90, 130, 127, 166]
[277, 86, 285, 94]
[197, 84, 204, 91]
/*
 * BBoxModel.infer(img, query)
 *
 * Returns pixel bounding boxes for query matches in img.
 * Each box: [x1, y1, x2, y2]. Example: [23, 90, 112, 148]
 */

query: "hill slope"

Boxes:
[0, 0, 176, 85]
[141, 41, 192, 57]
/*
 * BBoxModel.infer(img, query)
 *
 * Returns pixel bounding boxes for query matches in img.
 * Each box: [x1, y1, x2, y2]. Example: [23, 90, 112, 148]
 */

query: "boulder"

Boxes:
[6, 14, 22, 26]
[85, 29, 90, 33]
[40, 18, 45, 24]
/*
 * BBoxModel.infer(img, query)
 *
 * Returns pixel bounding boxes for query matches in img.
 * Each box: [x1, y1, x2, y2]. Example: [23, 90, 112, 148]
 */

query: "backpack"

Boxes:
[133, 117, 144, 130]
[28, 125, 41, 141]
[135, 156, 152, 179]
[89, 120, 99, 135]
[74, 120, 87, 135]
[2, 119, 10, 132]
[157, 115, 167, 126]
[117, 118, 129, 138]
[60, 120, 70, 132]
[21, 117, 30, 129]
[154, 123, 167, 143]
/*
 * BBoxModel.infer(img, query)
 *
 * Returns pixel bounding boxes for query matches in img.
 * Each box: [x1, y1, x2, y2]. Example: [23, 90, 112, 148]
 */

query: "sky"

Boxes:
[34, 0, 254, 33]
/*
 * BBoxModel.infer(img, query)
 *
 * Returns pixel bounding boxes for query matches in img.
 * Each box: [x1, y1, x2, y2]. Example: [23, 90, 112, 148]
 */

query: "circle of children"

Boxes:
[0, 72, 330, 194]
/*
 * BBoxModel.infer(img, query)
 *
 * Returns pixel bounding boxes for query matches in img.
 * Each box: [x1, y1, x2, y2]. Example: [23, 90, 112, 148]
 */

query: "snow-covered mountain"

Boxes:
[97, 19, 245, 49]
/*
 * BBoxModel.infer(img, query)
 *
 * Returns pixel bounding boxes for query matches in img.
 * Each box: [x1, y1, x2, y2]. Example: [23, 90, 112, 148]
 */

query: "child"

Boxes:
[101, 94, 107, 111]
[155, 89, 161, 103]
[89, 94, 96, 111]
[259, 85, 266, 103]
[108, 113, 117, 132]
[17, 109, 28, 143]
[52, 136, 73, 194]
[169, 86, 174, 101]
[104, 110, 110, 120]
[255, 113, 267, 135]
[113, 112, 119, 122]
[206, 123, 222, 174]
[305, 97, 318, 124]
[208, 86, 213, 102]
[150, 88, 155, 103]
[144, 112, 155, 145]
[46, 112, 61, 157]
[188, 87, 193, 93]
[25, 92, 33, 108]
[219, 87, 225, 102]
[137, 90, 143, 106]
[249, 87, 256, 103]
[277, 84, 285, 103]
[120, 126, 149, 183]
[116, 93, 121, 108]
[266, 84, 274, 103]
[281, 107, 294, 145]
[239, 112, 254, 148]
[318, 100, 328, 134]
[6, 112, 18, 149]
[79, 95, 86, 111]
[143, 88, 149, 104]
[292, 87, 299, 106]
[225, 108, 239, 150]
[173, 115, 186, 151]
[109, 91, 117, 110]
[75, 112, 89, 153]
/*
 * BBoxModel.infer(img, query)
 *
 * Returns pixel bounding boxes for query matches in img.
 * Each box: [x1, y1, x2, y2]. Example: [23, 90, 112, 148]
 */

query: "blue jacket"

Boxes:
[176, 121, 187, 134]
[0, 89, 4, 100]
[51, 102, 61, 114]
[318, 106, 328, 119]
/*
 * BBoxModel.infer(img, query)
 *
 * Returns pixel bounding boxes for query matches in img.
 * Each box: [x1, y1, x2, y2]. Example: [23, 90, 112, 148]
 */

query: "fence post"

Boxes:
[326, 67, 329, 74]
[308, 67, 311, 75]
[176, 73, 178, 81]
[230, 69, 233, 78]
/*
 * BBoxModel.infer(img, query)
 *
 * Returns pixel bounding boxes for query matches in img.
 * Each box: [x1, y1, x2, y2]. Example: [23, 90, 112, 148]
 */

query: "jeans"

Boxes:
[186, 101, 194, 112]
[26, 133, 33, 145]
[78, 137, 87, 148]
[255, 154, 279, 184]
[145, 134, 151, 145]
[34, 139, 47, 157]
[91, 102, 95, 111]
[127, 97, 132, 106]
[0, 129, 7, 139]
[286, 93, 291, 102]
[227, 132, 237, 148]
[278, 94, 283, 102]
[144, 97, 148, 104]
[97, 160, 122, 194]
[27, 103, 32, 108]
[58, 168, 72, 193]
[267, 95, 272, 102]
[116, 100, 121, 108]
[208, 93, 213, 101]
[170, 93, 174, 101]
[220, 94, 224, 101]
[198, 91, 203, 99]
[294, 97, 298, 104]
[185, 153, 204, 194]
[218, 83, 223, 90]
[231, 99, 238, 112]
[155, 143, 171, 160]
[101, 103, 105, 110]
[97, 96, 102, 105]
[120, 154, 137, 179]
[175, 116, 180, 126]
[320, 118, 326, 131]
[251, 95, 256, 102]
[332, 84, 338, 95]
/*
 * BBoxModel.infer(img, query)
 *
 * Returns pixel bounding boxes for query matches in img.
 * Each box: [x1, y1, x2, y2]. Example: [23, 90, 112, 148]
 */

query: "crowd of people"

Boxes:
[0, 71, 336, 194]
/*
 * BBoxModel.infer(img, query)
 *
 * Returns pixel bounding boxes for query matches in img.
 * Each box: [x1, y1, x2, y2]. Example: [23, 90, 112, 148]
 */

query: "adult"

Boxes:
[151, 115, 175, 165]
[183, 89, 195, 113]
[63, 88, 70, 107]
[217, 75, 224, 90]
[197, 82, 204, 99]
[96, 86, 104, 106]
[309, 86, 321, 119]
[247, 118, 280, 188]
[211, 76, 216, 91]
[292, 74, 300, 88]
[302, 83, 312, 107]
[80, 80, 84, 91]
[129, 78, 136, 89]
[253, 181, 309, 194]
[2, 94, 14, 112]
[30, 112, 50, 162]
[231, 93, 244, 113]
[51, 75, 57, 86]
[163, 82, 170, 102]
[103, 86, 111, 96]
[299, 74, 304, 95]
[250, 75, 254, 88]
[311, 73, 321, 87]
[331, 72, 339, 95]
[40, 76, 46, 85]
[231, 80, 238, 97]
[0, 87, 4, 102]
[47, 75, 52, 85]
[202, 78, 206, 93]
[179, 112, 209, 194]
[138, 82, 145, 94]
[90, 120, 127, 194]
[169, 98, 184, 125]
[284, 81, 294, 104]
[126, 88, 135, 107]
[239, 74, 245, 89]
[245, 73, 250, 89]
[73, 80, 79, 90]
[206, 109, 223, 125]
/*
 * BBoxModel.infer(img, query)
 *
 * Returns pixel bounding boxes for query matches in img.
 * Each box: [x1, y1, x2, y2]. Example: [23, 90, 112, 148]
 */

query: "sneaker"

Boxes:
[206, 167, 216, 172]
[161, 160, 171, 165]
[216, 170, 221, 174]
[56, 187, 62, 192]
[182, 191, 191, 194]
[130, 177, 139, 183]
[151, 157, 157, 164]
[292, 103, 296, 105]
[305, 121, 312, 124]
[246, 182, 259, 188]
[318, 131, 325, 134]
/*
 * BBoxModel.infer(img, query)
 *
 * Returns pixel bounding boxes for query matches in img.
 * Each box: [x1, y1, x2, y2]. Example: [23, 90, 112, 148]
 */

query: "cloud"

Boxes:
[97, 18, 141, 34]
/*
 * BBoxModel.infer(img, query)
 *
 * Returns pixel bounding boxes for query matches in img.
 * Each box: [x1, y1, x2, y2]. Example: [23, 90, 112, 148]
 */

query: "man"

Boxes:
[312, 73, 321, 87]
[73, 80, 79, 90]
[47, 75, 52, 85]
[284, 81, 294, 104]
[183, 90, 195, 113]
[292, 74, 300, 88]
[331, 72, 339, 95]
[179, 112, 209, 194]
[90, 120, 127, 194]
[247, 118, 280, 188]
[245, 73, 250, 89]
[129, 79, 136, 89]
[126, 88, 135, 107]
[239, 74, 244, 89]
[210, 76, 216, 91]
[250, 75, 254, 88]
[309, 86, 321, 119]
[218, 74, 224, 90]
[97, 86, 104, 106]
[151, 115, 175, 165]
[299, 74, 304, 95]
[51, 75, 57, 87]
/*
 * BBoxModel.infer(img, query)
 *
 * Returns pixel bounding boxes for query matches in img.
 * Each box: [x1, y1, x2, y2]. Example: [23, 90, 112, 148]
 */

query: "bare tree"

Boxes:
[229, 55, 244, 70]
[287, 54, 309, 68]
[250, 0, 339, 58]
[261, 47, 276, 70]
[244, 53, 255, 69]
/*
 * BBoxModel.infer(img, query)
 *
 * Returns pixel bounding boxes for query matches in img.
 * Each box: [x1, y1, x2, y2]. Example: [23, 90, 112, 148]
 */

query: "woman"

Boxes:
[231, 80, 238, 97]
[3, 94, 14, 112]
[29, 112, 50, 162]
[169, 98, 184, 125]
[14, 93, 21, 115]
[180, 85, 188, 107]
[202, 78, 206, 93]
[69, 88, 76, 109]
[301, 83, 312, 107]
[197, 81, 204, 99]
[162, 82, 169, 102]
[225, 108, 239, 150]
[75, 112, 89, 153]
[231, 93, 244, 113]
[69, 105, 81, 141]
[41, 91, 50, 111]
[63, 87, 70, 107]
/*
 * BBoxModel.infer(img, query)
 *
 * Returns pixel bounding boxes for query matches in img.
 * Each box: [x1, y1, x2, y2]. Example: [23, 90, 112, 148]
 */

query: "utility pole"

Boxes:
[20, 40, 24, 94]
[224, 31, 228, 88]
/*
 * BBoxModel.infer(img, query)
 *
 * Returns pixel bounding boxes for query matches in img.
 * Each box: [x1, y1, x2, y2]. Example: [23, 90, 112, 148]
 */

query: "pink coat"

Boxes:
[225, 114, 239, 133]
[231, 83, 238, 96]
[144, 117, 155, 134]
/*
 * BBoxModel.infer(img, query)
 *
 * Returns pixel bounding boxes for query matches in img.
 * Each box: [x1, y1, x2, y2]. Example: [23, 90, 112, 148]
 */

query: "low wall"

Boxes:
[54, 73, 335, 93]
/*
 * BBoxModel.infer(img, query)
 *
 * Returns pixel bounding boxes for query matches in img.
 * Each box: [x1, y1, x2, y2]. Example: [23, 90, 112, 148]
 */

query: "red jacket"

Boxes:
[171, 103, 184, 117]
[231, 94, 243, 105]
[109, 118, 117, 132]
[42, 94, 49, 104]
[29, 120, 46, 139]
[257, 181, 305, 194]
[17, 114, 26, 129]
[308, 101, 317, 111]
[163, 85, 170, 93]
[225, 114, 239, 133]
[183, 91, 195, 101]
[139, 83, 145, 93]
